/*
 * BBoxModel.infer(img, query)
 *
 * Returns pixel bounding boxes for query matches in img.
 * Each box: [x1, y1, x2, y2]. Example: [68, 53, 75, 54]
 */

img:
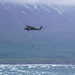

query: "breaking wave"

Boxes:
[0, 64, 75, 75]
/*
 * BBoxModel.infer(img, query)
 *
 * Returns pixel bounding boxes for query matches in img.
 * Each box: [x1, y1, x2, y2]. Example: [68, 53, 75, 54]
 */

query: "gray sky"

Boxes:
[1, 0, 75, 6]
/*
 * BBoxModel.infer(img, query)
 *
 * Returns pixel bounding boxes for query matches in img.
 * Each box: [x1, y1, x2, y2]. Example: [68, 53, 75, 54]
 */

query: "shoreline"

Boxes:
[0, 59, 75, 64]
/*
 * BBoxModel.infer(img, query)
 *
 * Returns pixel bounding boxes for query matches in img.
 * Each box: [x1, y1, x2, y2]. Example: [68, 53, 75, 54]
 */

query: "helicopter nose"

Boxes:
[24, 28, 26, 30]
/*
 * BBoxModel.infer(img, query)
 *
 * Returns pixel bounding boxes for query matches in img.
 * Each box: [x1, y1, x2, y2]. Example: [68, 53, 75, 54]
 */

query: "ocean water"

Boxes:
[0, 29, 75, 64]
[0, 64, 75, 75]
[0, 29, 75, 59]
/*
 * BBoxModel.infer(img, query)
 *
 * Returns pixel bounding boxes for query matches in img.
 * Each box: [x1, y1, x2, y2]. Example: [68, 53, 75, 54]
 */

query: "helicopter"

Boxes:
[24, 25, 43, 31]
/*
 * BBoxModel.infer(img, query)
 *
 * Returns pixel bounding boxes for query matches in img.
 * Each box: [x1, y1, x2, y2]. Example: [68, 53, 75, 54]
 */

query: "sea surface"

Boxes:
[0, 64, 75, 75]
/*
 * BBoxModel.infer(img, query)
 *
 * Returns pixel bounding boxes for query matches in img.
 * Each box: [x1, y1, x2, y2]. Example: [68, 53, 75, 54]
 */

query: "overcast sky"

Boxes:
[0, 0, 75, 6]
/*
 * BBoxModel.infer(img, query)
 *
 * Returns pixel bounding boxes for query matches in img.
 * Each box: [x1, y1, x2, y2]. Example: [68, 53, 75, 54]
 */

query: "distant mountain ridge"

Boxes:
[0, 2, 75, 35]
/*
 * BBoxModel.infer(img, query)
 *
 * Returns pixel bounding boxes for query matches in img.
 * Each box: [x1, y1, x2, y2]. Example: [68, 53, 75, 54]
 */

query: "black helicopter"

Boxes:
[24, 25, 43, 31]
